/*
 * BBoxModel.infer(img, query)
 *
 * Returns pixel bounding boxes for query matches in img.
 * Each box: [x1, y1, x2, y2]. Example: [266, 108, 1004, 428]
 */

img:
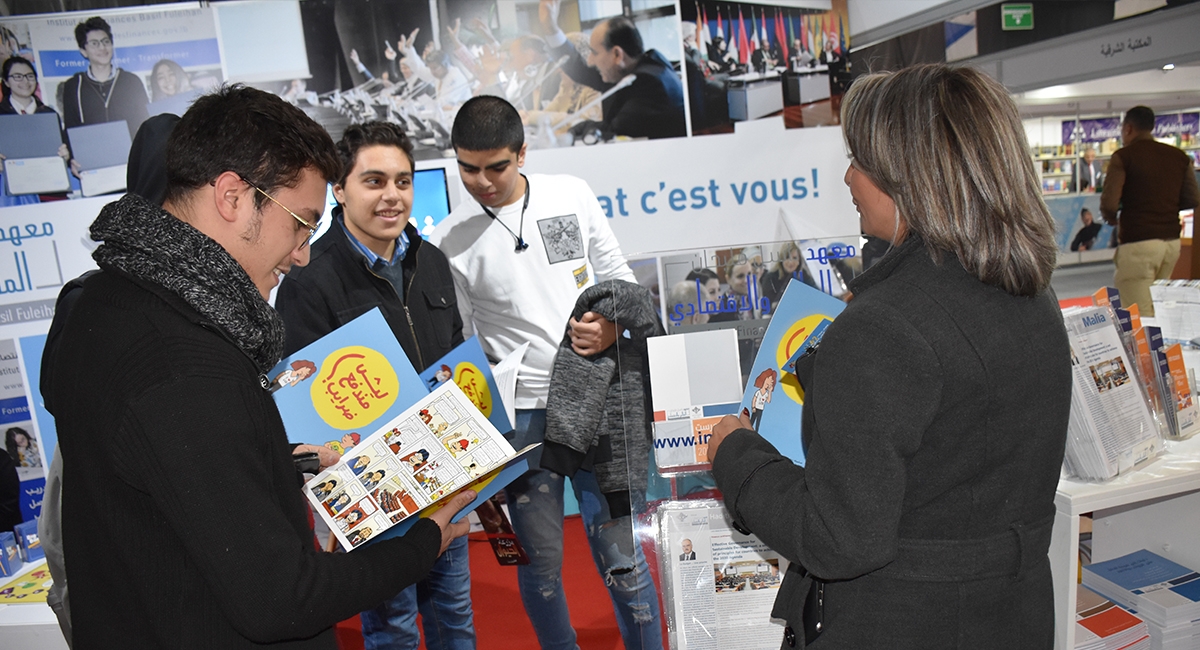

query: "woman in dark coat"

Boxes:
[705, 64, 1071, 649]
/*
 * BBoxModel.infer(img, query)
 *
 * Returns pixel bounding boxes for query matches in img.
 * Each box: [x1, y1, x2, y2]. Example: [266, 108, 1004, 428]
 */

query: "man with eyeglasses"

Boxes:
[43, 85, 473, 649]
[276, 122, 472, 650]
[60, 16, 149, 138]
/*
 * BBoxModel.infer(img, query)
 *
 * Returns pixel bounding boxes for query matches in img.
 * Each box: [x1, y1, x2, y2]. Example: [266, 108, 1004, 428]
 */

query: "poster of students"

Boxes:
[0, 5, 226, 206]
[270, 309, 426, 445]
[418, 336, 512, 433]
[739, 279, 844, 465]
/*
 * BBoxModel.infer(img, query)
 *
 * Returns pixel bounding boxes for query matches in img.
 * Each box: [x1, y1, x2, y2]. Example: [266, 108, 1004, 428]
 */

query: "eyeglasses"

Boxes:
[86, 38, 112, 48]
[244, 180, 318, 249]
[6, 73, 36, 82]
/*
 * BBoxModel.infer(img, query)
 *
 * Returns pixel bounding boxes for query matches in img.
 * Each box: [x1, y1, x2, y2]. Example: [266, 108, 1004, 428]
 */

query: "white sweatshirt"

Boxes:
[429, 173, 634, 408]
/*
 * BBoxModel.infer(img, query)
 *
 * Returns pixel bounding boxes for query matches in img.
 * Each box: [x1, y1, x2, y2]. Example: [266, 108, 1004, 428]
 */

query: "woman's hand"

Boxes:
[706, 412, 753, 463]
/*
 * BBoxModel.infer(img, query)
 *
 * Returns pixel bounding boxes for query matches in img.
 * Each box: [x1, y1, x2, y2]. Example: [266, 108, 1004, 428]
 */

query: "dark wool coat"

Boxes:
[48, 197, 442, 648]
[713, 235, 1072, 649]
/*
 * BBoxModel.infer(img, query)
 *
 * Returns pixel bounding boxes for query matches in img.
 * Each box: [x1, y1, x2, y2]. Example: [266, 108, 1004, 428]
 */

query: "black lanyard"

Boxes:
[480, 174, 530, 252]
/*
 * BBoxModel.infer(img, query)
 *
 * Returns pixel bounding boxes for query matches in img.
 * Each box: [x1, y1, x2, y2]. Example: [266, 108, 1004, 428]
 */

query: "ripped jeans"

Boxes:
[505, 409, 662, 650]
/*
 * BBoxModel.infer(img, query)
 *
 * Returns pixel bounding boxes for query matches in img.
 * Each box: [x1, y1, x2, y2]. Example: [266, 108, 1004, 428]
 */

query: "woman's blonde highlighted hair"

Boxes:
[840, 64, 1057, 297]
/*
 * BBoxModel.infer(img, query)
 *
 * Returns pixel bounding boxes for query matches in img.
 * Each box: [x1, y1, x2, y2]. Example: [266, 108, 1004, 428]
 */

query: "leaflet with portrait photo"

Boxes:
[657, 500, 788, 650]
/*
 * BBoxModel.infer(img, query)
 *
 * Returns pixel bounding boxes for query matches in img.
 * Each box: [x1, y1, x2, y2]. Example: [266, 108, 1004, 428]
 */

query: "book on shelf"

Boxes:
[1062, 305, 1163, 481]
[1075, 584, 1150, 650]
[1082, 549, 1200, 649]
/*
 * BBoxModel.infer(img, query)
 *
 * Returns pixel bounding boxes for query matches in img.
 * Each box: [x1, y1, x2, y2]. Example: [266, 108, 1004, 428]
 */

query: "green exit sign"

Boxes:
[1002, 4, 1034, 30]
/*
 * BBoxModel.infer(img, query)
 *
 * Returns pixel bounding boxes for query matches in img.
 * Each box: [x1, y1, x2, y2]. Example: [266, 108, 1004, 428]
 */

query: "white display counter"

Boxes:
[0, 559, 68, 650]
[1051, 434, 1200, 650]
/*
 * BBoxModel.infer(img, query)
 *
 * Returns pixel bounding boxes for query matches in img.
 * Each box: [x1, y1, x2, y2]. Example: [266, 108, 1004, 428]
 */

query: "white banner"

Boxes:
[524, 119, 857, 256]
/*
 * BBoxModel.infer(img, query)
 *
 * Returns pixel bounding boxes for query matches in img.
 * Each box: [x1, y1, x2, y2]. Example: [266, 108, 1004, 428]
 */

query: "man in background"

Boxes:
[539, 0, 685, 140]
[275, 121, 473, 650]
[1076, 147, 1103, 192]
[430, 95, 662, 650]
[1101, 105, 1200, 316]
[60, 16, 149, 138]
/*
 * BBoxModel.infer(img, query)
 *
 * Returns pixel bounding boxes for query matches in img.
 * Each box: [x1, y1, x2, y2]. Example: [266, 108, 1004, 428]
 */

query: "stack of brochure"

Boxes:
[1075, 585, 1150, 650]
[1083, 550, 1200, 650]
[1146, 328, 1200, 441]
[1062, 306, 1163, 481]
[1150, 280, 1200, 344]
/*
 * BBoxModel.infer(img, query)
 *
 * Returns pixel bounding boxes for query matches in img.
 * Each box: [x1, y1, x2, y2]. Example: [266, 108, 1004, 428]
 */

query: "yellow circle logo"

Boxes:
[454, 362, 492, 417]
[311, 346, 400, 429]
[774, 314, 832, 404]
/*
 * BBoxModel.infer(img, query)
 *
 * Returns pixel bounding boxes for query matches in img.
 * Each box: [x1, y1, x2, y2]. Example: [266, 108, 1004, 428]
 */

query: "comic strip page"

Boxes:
[304, 381, 516, 551]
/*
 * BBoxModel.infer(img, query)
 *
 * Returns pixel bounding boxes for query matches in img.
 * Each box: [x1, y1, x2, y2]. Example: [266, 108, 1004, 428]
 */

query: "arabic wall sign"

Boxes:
[986, 3, 1200, 93]
[1063, 113, 1199, 144]
[1100, 35, 1152, 59]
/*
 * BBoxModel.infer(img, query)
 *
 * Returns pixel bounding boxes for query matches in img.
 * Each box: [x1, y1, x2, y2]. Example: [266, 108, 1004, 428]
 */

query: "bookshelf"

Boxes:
[1050, 434, 1200, 649]
[1031, 144, 1113, 196]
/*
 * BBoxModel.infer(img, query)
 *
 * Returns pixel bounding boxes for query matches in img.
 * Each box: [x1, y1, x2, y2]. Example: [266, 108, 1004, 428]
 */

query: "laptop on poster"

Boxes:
[67, 121, 132, 197]
[0, 113, 71, 194]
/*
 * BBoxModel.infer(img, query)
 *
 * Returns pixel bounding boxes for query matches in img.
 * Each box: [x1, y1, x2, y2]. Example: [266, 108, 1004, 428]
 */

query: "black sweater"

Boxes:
[48, 269, 441, 649]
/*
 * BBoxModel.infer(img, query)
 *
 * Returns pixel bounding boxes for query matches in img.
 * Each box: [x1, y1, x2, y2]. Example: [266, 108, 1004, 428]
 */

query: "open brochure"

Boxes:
[657, 500, 787, 649]
[304, 380, 536, 551]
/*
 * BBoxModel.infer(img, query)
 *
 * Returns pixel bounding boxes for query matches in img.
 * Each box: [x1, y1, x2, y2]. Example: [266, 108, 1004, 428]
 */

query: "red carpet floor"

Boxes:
[336, 514, 640, 650]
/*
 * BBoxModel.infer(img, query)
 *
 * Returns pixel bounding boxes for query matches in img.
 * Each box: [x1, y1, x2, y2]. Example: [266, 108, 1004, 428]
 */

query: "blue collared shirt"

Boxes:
[338, 215, 409, 266]
[338, 214, 410, 301]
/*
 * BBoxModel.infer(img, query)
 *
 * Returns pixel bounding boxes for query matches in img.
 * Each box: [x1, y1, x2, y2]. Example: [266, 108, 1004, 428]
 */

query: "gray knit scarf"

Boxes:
[90, 193, 285, 373]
